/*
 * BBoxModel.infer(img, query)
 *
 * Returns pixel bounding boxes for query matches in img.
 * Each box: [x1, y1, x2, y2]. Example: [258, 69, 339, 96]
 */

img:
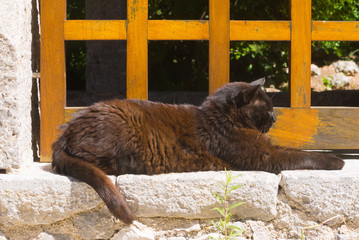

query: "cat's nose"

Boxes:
[271, 112, 276, 123]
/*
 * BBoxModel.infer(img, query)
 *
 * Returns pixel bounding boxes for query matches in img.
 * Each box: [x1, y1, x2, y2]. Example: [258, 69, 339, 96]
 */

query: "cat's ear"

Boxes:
[250, 77, 265, 86]
[232, 84, 261, 107]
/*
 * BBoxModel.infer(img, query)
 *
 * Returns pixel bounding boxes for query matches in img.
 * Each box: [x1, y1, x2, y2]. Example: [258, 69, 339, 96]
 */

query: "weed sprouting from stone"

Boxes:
[209, 169, 245, 240]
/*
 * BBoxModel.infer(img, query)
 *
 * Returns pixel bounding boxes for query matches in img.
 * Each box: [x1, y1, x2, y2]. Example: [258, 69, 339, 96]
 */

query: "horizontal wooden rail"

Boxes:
[65, 20, 127, 40]
[65, 20, 359, 41]
[312, 21, 359, 41]
[64, 107, 359, 150]
[148, 20, 208, 40]
[230, 21, 291, 41]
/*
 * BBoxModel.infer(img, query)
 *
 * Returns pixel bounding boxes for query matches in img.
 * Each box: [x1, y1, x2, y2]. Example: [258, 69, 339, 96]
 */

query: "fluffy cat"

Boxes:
[52, 78, 344, 224]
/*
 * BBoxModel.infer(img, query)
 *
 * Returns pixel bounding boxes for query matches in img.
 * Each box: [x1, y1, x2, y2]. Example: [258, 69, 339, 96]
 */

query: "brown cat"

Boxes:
[52, 78, 344, 224]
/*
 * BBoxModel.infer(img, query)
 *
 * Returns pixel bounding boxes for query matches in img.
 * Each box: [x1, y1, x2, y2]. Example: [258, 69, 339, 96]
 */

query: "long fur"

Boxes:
[52, 81, 344, 224]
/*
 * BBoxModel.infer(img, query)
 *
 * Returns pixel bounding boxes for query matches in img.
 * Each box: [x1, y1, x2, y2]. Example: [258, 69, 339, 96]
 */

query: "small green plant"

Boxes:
[322, 76, 333, 89]
[209, 169, 245, 240]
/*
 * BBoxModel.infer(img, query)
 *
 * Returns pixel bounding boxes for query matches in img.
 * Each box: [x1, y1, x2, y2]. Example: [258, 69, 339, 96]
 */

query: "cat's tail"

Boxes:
[51, 142, 135, 224]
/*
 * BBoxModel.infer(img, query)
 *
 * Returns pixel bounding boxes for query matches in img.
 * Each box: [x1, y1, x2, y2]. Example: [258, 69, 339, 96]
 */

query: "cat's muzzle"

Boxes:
[261, 112, 276, 133]
[270, 112, 276, 123]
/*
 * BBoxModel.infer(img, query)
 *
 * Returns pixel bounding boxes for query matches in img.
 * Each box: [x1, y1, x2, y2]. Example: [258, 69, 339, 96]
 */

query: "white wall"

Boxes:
[0, 0, 33, 171]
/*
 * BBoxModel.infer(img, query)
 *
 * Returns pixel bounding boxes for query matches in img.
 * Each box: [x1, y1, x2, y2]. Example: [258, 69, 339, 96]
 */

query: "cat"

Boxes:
[51, 78, 345, 224]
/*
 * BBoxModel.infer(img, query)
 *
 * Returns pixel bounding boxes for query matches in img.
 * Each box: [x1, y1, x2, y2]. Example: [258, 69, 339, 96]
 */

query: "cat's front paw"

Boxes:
[324, 154, 345, 170]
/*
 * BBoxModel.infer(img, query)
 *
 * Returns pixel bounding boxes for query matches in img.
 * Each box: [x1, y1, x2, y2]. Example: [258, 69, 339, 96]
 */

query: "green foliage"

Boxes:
[67, 0, 85, 20]
[312, 0, 359, 62]
[209, 169, 245, 240]
[230, 41, 290, 89]
[312, 0, 359, 21]
[322, 76, 333, 89]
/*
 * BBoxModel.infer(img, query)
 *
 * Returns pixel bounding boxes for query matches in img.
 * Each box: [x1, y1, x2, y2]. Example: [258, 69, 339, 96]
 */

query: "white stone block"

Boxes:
[118, 171, 280, 221]
[280, 161, 359, 225]
[311, 64, 321, 76]
[332, 60, 359, 76]
[0, 163, 106, 226]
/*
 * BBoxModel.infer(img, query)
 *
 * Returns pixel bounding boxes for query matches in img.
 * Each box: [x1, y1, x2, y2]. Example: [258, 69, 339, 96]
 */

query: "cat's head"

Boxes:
[201, 78, 276, 133]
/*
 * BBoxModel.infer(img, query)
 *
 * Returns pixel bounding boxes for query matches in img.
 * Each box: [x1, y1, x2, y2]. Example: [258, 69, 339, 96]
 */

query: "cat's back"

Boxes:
[55, 99, 202, 174]
[66, 99, 192, 126]
[60, 99, 200, 153]
[97, 99, 199, 128]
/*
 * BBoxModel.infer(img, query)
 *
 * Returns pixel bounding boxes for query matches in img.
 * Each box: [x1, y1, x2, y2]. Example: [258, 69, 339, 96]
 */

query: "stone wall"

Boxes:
[0, 162, 358, 240]
[0, 0, 33, 172]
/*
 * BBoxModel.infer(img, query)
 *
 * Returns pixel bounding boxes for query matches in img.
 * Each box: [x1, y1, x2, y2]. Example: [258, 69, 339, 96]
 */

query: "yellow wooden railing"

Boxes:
[40, 0, 359, 162]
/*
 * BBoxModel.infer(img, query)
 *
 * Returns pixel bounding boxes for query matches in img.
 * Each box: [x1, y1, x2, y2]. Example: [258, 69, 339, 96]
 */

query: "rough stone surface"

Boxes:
[0, 0, 33, 171]
[34, 232, 56, 240]
[0, 161, 358, 239]
[311, 64, 321, 76]
[118, 171, 280, 221]
[0, 164, 107, 226]
[280, 160, 359, 226]
[111, 221, 155, 240]
[330, 72, 351, 89]
[332, 60, 359, 76]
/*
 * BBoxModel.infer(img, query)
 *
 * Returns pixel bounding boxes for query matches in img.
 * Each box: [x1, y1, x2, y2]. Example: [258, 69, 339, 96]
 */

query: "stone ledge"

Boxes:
[280, 161, 359, 225]
[118, 171, 279, 221]
[0, 163, 280, 226]
[0, 161, 358, 235]
[0, 161, 358, 239]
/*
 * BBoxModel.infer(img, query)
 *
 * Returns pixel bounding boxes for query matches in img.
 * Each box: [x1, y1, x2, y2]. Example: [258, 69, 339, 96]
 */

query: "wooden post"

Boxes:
[209, 0, 230, 94]
[127, 0, 148, 99]
[290, 0, 312, 108]
[40, 0, 66, 162]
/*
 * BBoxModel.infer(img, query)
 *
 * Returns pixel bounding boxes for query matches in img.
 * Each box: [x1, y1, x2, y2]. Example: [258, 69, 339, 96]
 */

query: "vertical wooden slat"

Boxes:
[290, 0, 312, 108]
[127, 0, 148, 99]
[40, 0, 66, 162]
[209, 0, 230, 94]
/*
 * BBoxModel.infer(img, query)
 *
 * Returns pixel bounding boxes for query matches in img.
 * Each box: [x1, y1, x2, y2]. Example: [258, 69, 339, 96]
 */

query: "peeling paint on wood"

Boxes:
[269, 108, 359, 149]
[269, 108, 319, 148]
